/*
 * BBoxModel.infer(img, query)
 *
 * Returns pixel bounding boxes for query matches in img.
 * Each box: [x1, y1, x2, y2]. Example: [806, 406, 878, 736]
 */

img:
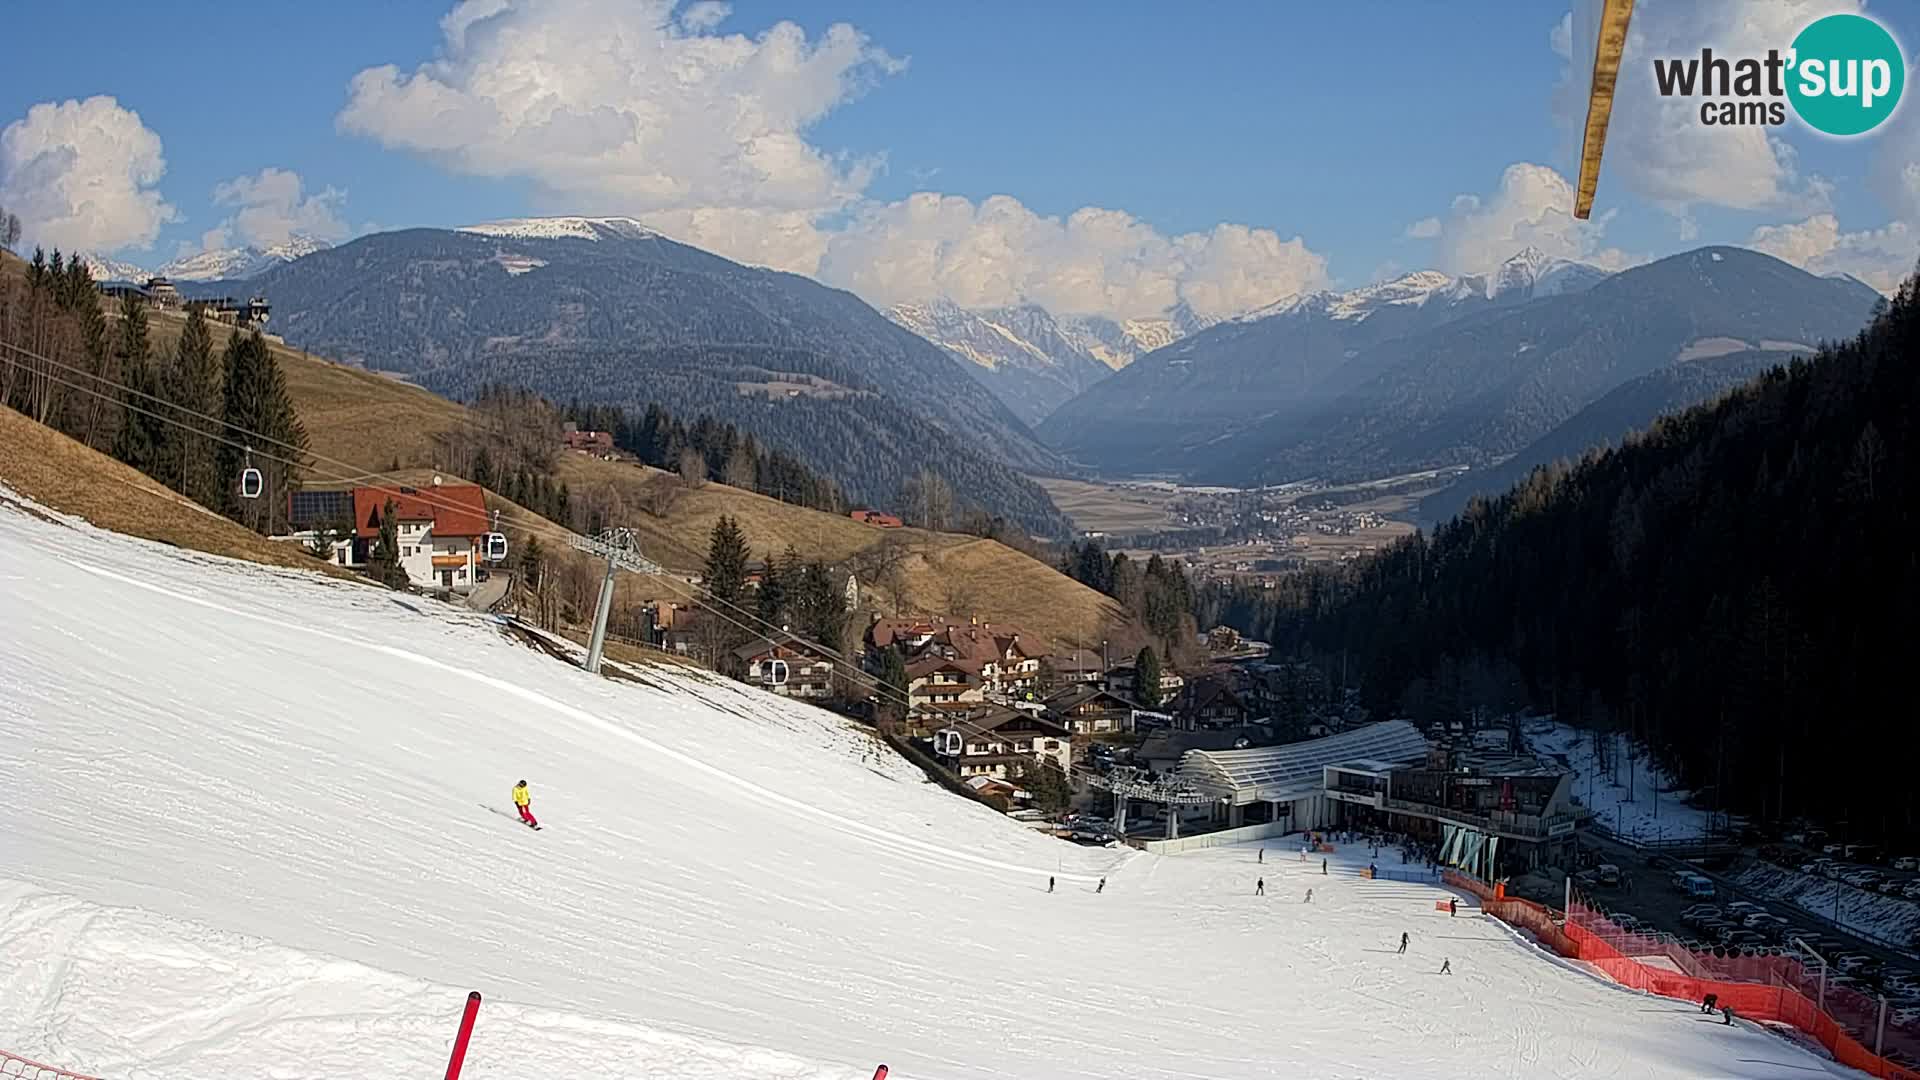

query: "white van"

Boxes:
[1680, 873, 1716, 898]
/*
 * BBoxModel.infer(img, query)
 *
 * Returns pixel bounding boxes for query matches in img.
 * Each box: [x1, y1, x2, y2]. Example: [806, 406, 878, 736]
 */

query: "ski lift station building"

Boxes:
[1178, 719, 1581, 876]
[1177, 719, 1430, 832]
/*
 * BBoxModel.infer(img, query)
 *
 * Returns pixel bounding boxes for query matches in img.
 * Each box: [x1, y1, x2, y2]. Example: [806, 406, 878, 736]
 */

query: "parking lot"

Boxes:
[1577, 832, 1920, 1009]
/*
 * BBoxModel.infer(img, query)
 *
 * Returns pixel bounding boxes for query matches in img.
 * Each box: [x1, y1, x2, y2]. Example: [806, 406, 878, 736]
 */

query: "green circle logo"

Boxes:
[1787, 14, 1905, 136]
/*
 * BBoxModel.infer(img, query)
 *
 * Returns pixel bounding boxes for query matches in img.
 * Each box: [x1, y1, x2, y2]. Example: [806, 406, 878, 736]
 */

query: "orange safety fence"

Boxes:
[0, 1050, 103, 1080]
[1445, 870, 1920, 1080]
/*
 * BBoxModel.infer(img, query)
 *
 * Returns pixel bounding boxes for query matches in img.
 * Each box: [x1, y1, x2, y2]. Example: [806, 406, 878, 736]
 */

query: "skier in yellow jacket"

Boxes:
[512, 780, 539, 828]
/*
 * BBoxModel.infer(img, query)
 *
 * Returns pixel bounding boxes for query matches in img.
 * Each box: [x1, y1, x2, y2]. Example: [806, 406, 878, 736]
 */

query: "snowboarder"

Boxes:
[1304, 888, 1313, 903]
[1398, 932, 1410, 955]
[1048, 876, 1056, 893]
[1322, 857, 1328, 875]
[1097, 877, 1106, 894]
[1256, 878, 1266, 896]
[1449, 898, 1458, 917]
[1300, 846, 1308, 861]
[1258, 847, 1264, 863]
[1439, 958, 1451, 975]
[1699, 992, 1718, 1014]
[512, 780, 539, 829]
[1721, 1004, 1735, 1026]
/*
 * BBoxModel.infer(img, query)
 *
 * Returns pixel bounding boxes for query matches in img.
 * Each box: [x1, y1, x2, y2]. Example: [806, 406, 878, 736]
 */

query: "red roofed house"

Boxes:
[560, 422, 615, 456]
[351, 481, 492, 593]
[849, 508, 903, 528]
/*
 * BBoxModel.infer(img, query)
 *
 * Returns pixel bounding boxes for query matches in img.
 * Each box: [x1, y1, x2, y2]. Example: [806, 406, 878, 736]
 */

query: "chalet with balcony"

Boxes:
[931, 706, 1072, 781]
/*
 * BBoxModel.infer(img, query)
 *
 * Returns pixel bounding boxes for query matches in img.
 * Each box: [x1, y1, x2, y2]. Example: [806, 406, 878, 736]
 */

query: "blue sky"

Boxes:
[3, 0, 1917, 315]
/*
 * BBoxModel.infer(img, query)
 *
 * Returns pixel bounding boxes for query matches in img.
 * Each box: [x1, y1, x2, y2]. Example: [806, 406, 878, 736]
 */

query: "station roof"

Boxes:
[1179, 720, 1429, 804]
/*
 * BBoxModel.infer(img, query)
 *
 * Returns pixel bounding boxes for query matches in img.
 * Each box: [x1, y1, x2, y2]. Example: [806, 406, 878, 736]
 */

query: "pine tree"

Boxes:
[704, 515, 749, 608]
[111, 292, 166, 477]
[367, 499, 411, 589]
[215, 330, 308, 532]
[756, 548, 789, 626]
[877, 645, 910, 729]
[796, 560, 847, 649]
[1134, 647, 1163, 709]
[166, 306, 221, 507]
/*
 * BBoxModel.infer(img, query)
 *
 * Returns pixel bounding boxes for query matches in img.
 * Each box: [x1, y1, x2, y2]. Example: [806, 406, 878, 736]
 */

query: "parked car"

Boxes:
[1847, 844, 1883, 864]
[1784, 829, 1811, 845]
[1836, 954, 1878, 973]
[1843, 870, 1884, 888]
[1723, 930, 1766, 948]
[1878, 879, 1906, 895]
[1901, 883, 1920, 901]
[1823, 842, 1847, 856]
[1679, 874, 1717, 899]
[1748, 915, 1791, 940]
[1726, 901, 1766, 917]
[1597, 863, 1621, 887]
[1894, 856, 1920, 872]
[1611, 914, 1646, 932]
[1682, 904, 1722, 924]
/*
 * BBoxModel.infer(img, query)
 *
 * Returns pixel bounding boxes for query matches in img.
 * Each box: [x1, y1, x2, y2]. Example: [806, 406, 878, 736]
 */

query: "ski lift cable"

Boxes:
[3, 349, 1109, 780]
[0, 347, 1113, 780]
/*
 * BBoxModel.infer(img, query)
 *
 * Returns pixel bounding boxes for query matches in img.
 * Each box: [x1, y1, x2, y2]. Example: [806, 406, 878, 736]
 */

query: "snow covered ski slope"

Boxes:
[0, 489, 1866, 1079]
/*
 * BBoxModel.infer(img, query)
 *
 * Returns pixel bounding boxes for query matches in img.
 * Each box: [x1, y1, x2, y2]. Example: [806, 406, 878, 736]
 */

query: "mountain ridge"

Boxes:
[234, 223, 1075, 534]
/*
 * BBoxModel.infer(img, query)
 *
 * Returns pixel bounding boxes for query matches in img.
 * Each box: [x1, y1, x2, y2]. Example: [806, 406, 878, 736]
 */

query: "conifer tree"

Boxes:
[704, 515, 749, 608]
[166, 306, 221, 506]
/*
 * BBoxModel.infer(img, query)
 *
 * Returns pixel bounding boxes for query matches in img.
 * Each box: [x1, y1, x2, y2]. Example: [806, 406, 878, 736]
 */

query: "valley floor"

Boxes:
[0, 489, 1868, 1079]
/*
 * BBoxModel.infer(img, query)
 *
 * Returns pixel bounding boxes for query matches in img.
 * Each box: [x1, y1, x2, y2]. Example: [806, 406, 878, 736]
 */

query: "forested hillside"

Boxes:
[1417, 347, 1793, 523]
[1205, 270, 1919, 838]
[227, 225, 1073, 535]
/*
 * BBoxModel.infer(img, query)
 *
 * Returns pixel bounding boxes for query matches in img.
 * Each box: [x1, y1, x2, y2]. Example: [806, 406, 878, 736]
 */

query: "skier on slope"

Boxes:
[1256, 877, 1266, 896]
[1097, 877, 1107, 894]
[1449, 898, 1458, 917]
[1322, 857, 1328, 875]
[1304, 888, 1313, 903]
[512, 780, 539, 829]
[1398, 931, 1410, 955]
[1439, 958, 1451, 975]
[1048, 876, 1056, 893]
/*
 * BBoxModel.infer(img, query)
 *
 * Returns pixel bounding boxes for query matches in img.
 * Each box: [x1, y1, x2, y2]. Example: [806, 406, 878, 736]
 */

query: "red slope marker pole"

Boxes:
[445, 991, 483, 1080]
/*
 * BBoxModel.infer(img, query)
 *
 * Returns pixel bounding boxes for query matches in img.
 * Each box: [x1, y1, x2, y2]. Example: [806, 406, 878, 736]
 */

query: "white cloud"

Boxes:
[1747, 213, 1914, 292]
[0, 95, 177, 254]
[337, 0, 1331, 320]
[817, 194, 1329, 320]
[337, 0, 901, 272]
[1553, 0, 1857, 217]
[1405, 162, 1633, 276]
[204, 167, 351, 249]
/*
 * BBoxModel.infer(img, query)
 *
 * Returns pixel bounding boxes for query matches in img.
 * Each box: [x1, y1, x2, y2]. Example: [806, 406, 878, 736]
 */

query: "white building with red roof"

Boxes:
[349, 481, 492, 593]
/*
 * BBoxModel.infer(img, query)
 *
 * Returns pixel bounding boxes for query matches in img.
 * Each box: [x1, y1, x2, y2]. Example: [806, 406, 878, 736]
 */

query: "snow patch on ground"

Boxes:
[0, 490, 1863, 1079]
[1525, 721, 1714, 842]
[1735, 863, 1920, 950]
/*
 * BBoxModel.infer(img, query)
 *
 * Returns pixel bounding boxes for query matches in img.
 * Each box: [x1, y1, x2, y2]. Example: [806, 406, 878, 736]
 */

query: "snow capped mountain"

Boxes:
[1225, 253, 1609, 332]
[1491, 246, 1609, 299]
[885, 299, 1120, 425]
[154, 234, 334, 282]
[78, 254, 151, 282]
[458, 216, 657, 241]
[885, 298, 1220, 424]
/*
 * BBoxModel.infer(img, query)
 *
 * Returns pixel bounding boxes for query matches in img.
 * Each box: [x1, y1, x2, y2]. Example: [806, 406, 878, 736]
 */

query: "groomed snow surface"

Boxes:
[0, 489, 1867, 1079]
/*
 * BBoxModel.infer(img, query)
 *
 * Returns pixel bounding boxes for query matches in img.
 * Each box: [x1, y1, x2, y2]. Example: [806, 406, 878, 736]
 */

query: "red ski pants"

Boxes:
[517, 803, 538, 826]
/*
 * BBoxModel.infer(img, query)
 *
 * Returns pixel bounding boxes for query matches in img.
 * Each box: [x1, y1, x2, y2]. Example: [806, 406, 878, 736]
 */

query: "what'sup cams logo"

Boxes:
[1654, 13, 1905, 136]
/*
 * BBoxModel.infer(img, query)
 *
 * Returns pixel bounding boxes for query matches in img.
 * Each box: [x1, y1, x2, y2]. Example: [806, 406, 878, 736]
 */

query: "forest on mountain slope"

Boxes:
[239, 227, 1074, 536]
[1200, 270, 1919, 840]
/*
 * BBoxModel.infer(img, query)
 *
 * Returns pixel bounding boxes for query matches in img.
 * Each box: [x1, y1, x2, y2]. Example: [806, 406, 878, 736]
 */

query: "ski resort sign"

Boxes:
[1654, 13, 1905, 136]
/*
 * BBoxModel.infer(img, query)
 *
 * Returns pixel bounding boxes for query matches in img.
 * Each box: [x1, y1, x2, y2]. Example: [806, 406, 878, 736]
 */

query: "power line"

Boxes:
[0, 340, 1135, 789]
